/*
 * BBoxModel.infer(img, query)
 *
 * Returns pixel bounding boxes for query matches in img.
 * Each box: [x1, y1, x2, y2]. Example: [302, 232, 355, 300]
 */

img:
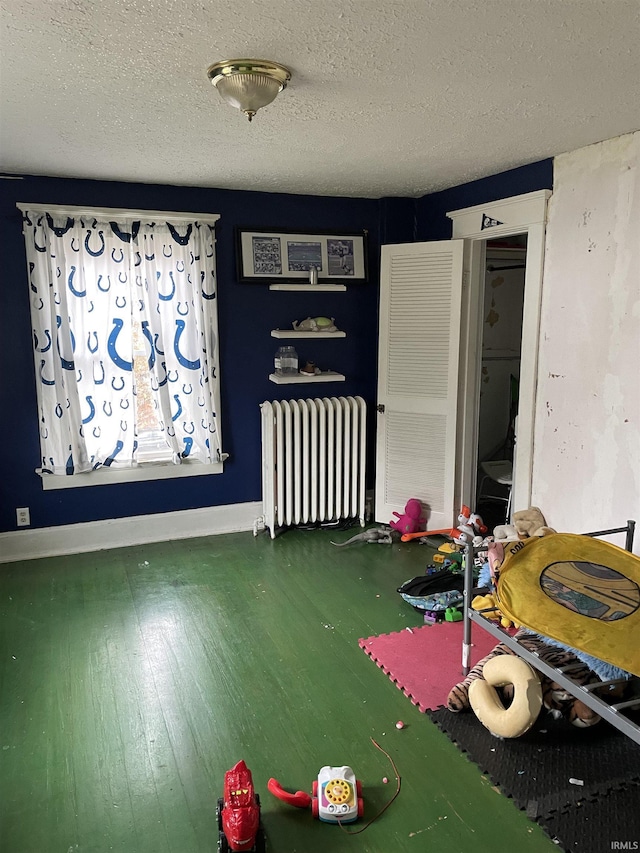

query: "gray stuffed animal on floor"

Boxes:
[331, 527, 395, 546]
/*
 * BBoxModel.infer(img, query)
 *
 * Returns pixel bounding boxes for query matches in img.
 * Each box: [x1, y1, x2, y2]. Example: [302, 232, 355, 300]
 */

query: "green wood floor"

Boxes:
[0, 527, 559, 853]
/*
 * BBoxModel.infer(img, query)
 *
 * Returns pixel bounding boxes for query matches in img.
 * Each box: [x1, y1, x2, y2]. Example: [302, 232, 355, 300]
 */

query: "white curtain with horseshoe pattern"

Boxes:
[136, 220, 220, 463]
[22, 210, 221, 476]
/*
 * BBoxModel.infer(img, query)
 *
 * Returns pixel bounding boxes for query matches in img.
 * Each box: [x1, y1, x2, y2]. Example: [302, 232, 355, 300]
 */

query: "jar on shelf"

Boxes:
[274, 345, 299, 375]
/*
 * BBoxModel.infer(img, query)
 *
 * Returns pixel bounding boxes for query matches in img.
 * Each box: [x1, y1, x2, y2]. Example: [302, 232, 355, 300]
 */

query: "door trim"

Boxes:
[447, 190, 551, 517]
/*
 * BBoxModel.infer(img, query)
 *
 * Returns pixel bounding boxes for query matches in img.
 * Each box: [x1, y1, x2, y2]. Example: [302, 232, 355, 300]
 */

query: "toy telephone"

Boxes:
[313, 765, 363, 824]
[268, 765, 364, 824]
[268, 739, 401, 835]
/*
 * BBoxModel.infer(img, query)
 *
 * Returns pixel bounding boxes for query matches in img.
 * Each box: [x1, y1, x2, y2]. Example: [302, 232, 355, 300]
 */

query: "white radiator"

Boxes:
[259, 396, 367, 538]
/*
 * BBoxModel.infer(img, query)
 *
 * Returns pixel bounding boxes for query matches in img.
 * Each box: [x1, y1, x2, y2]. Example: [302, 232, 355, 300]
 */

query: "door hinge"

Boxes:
[376, 404, 385, 414]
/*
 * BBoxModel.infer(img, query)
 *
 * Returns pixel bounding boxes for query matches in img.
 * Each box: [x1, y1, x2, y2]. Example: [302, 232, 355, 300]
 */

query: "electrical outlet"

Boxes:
[16, 507, 30, 527]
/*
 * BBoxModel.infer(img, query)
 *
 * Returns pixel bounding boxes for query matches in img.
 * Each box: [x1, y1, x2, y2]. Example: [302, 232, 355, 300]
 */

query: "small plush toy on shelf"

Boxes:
[390, 498, 425, 535]
[292, 316, 339, 333]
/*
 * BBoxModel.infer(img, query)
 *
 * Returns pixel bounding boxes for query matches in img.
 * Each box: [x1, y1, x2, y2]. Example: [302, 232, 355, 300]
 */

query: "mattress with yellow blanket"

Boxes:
[495, 534, 640, 678]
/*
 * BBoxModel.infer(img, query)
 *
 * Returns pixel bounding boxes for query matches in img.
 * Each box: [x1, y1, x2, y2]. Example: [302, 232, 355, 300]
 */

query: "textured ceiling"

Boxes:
[1, 0, 639, 198]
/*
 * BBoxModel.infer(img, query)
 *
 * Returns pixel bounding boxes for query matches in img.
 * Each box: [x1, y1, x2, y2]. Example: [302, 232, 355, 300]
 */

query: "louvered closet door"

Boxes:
[375, 240, 464, 530]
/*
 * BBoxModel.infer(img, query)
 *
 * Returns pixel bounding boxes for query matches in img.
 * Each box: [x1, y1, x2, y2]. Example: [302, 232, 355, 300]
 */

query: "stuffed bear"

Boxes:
[493, 509, 555, 542]
[512, 506, 556, 539]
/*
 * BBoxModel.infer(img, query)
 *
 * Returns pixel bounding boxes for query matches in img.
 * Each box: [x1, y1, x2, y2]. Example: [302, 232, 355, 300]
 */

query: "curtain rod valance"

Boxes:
[16, 202, 220, 226]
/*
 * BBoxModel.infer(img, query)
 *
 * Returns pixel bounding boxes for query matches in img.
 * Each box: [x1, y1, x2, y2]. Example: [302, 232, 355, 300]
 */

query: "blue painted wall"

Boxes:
[0, 175, 406, 531]
[415, 160, 553, 241]
[0, 160, 551, 533]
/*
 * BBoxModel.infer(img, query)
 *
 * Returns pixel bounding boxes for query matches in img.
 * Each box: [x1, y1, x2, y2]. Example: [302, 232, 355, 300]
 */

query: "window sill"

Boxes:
[39, 457, 227, 490]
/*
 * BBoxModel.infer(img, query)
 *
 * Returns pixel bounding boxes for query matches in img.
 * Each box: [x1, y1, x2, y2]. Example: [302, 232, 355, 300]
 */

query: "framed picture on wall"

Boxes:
[235, 227, 368, 283]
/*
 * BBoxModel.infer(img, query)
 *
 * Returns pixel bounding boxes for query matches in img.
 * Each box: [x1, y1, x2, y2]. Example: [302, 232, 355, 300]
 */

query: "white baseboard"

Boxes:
[0, 501, 263, 564]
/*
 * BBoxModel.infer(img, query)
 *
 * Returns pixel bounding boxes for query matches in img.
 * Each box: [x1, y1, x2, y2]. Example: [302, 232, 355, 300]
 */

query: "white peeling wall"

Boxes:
[533, 131, 640, 551]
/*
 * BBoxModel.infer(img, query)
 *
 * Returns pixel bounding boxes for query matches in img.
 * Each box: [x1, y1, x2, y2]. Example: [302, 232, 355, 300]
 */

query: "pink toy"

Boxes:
[390, 499, 425, 535]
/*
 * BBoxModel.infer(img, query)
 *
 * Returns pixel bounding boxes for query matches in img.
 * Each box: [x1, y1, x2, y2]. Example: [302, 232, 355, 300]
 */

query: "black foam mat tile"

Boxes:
[427, 706, 640, 820]
[539, 780, 640, 853]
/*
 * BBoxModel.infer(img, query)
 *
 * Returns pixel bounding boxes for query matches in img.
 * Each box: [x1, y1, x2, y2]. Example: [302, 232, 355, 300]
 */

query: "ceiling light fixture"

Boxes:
[207, 58, 292, 122]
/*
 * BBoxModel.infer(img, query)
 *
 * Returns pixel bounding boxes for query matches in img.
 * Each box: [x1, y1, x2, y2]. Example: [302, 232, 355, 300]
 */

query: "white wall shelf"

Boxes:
[271, 329, 346, 339]
[269, 283, 347, 292]
[269, 371, 346, 385]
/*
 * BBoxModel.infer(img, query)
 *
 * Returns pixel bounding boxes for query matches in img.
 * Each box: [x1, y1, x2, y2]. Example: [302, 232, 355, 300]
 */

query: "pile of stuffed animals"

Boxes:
[448, 504, 555, 549]
[353, 499, 556, 545]
[446, 628, 611, 737]
[444, 506, 627, 738]
[385, 501, 556, 547]
[494, 505, 556, 541]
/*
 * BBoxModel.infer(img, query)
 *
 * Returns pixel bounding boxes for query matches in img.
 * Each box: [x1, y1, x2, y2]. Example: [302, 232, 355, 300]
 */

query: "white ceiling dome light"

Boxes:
[207, 59, 292, 122]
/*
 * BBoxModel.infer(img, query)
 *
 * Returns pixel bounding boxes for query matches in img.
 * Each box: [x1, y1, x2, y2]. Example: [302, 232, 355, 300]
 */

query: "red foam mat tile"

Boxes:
[359, 622, 497, 712]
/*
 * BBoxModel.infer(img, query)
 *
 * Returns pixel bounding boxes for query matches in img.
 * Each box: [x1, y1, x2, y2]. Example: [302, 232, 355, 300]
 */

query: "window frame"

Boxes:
[18, 202, 226, 491]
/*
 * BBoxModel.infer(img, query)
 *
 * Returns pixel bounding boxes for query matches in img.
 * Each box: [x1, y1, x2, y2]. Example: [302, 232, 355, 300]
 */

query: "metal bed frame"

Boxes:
[462, 520, 640, 745]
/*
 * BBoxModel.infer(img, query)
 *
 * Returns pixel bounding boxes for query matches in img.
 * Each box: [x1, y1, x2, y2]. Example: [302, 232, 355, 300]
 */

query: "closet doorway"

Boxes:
[374, 191, 550, 530]
[475, 236, 527, 529]
[450, 189, 551, 523]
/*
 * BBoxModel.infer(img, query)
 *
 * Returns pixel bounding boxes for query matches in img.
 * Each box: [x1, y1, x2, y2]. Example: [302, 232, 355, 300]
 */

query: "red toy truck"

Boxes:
[217, 760, 265, 852]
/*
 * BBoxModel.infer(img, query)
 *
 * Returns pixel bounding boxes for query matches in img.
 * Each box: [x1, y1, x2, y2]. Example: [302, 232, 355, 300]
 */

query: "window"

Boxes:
[19, 204, 224, 489]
